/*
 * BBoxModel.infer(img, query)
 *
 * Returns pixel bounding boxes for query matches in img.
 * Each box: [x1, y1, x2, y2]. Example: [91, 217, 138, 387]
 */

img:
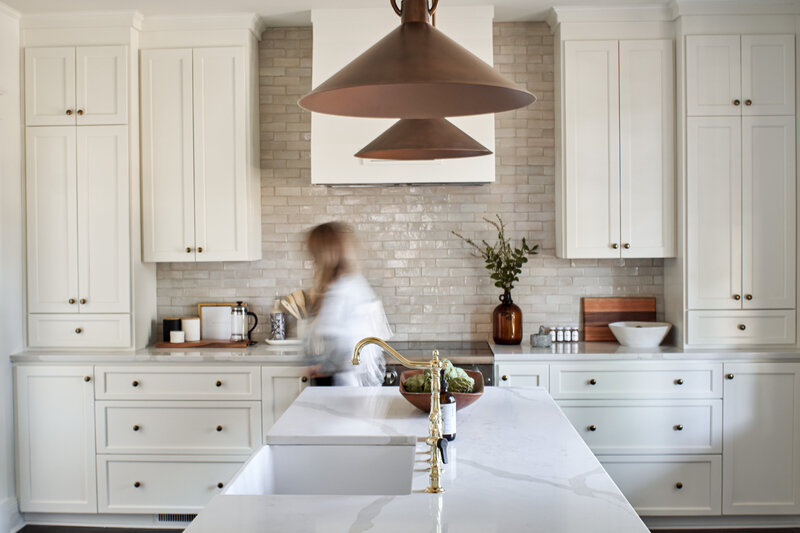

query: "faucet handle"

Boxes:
[437, 438, 448, 464]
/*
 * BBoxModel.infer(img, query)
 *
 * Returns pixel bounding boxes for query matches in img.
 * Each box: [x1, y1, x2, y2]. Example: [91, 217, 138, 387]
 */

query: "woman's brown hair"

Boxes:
[306, 222, 358, 314]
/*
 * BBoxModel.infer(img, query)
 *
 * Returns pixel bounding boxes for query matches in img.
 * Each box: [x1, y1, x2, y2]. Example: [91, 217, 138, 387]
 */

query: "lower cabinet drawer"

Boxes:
[687, 310, 796, 346]
[600, 455, 721, 516]
[558, 400, 721, 454]
[96, 401, 261, 454]
[98, 455, 245, 513]
[28, 314, 131, 348]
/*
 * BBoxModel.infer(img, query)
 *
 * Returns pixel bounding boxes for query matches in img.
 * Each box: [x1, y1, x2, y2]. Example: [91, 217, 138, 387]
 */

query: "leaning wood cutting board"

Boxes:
[582, 297, 657, 341]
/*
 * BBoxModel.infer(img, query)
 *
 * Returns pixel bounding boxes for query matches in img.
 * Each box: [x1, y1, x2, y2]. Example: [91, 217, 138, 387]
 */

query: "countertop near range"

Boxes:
[185, 387, 648, 533]
[491, 340, 800, 362]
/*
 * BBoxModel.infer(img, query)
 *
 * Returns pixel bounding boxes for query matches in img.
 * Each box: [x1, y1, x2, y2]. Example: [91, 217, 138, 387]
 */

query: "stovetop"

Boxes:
[386, 341, 492, 359]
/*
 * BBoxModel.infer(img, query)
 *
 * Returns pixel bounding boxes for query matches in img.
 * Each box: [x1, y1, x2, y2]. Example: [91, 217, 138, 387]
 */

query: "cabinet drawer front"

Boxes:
[495, 363, 549, 389]
[28, 314, 131, 348]
[600, 455, 721, 516]
[550, 363, 722, 399]
[687, 310, 796, 346]
[559, 400, 721, 454]
[95, 366, 261, 400]
[98, 455, 244, 513]
[96, 401, 261, 454]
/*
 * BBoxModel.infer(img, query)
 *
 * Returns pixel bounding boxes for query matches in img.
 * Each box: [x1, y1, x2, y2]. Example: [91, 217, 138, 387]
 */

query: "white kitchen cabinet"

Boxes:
[722, 363, 800, 514]
[496, 362, 549, 389]
[26, 126, 130, 318]
[687, 310, 796, 346]
[140, 46, 261, 263]
[558, 39, 674, 259]
[261, 366, 310, 433]
[687, 35, 794, 117]
[15, 365, 97, 513]
[25, 46, 127, 126]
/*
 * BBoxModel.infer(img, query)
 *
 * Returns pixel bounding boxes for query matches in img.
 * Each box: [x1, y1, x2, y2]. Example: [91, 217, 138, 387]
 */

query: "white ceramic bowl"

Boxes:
[608, 321, 672, 347]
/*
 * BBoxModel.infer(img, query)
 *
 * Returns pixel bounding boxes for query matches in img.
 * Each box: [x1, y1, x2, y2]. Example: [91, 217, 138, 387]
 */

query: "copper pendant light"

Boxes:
[355, 118, 492, 160]
[298, 0, 536, 118]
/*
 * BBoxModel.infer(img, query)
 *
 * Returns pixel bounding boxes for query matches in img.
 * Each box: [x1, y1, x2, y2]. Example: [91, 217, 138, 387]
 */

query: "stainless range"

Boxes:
[380, 341, 495, 387]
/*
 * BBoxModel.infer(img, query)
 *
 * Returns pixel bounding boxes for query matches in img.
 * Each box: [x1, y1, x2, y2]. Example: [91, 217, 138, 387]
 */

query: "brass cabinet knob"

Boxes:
[745, 294, 752, 301]
[726, 373, 734, 380]
[675, 482, 684, 489]
[611, 243, 619, 249]
[198, 247, 204, 253]
[501, 375, 508, 381]
[745, 99, 752, 106]
[84, 376, 91, 382]
[66, 109, 73, 115]
[216, 380, 222, 387]
[132, 380, 140, 387]
[80, 298, 86, 304]
[216, 425, 223, 432]
[186, 247, 192, 253]
[738, 324, 746, 331]
[134, 481, 141, 488]
[733, 99, 741, 106]
[133, 425, 140, 431]
[69, 298, 76, 304]
[75, 328, 82, 334]
[301, 376, 309, 383]
[675, 378, 684, 385]
[217, 482, 224, 489]
[77, 109, 84, 115]
[733, 294, 740, 300]
[588, 378, 597, 385]
[623, 243, 631, 249]
[674, 424, 684, 431]
[588, 425, 597, 432]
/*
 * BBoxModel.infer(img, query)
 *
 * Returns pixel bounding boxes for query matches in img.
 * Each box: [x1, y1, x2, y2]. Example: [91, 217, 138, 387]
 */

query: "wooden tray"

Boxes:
[155, 339, 251, 348]
[582, 297, 656, 341]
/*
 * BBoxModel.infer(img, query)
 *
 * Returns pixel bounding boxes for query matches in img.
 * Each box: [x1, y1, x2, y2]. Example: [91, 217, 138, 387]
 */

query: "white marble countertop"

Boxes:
[491, 340, 800, 361]
[185, 387, 648, 533]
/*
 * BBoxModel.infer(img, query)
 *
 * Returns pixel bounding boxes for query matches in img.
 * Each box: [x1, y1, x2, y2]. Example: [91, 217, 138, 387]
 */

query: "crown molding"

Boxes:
[0, 1, 20, 20]
[548, 4, 673, 28]
[671, 0, 800, 17]
[140, 13, 264, 38]
[21, 10, 142, 29]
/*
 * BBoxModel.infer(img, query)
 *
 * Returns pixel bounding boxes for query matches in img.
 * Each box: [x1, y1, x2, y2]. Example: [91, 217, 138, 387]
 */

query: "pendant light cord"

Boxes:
[390, 0, 439, 18]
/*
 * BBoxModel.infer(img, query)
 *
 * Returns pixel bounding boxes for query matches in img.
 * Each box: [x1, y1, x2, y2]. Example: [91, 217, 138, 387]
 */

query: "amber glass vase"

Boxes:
[492, 291, 522, 345]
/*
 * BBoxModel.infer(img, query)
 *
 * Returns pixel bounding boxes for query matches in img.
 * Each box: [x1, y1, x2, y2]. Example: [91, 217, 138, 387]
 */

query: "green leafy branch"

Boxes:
[452, 215, 539, 293]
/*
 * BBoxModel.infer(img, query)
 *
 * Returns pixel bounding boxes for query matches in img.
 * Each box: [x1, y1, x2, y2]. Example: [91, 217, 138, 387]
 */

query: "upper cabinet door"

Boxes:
[742, 35, 795, 116]
[140, 49, 196, 262]
[687, 36, 741, 116]
[76, 46, 128, 125]
[76, 126, 130, 313]
[619, 40, 675, 258]
[25, 47, 76, 126]
[742, 116, 796, 310]
[687, 117, 742, 310]
[26, 127, 79, 314]
[563, 41, 621, 259]
[192, 47, 249, 262]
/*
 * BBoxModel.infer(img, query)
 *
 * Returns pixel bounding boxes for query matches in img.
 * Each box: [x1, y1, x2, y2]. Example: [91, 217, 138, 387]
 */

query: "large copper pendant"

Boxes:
[298, 0, 535, 118]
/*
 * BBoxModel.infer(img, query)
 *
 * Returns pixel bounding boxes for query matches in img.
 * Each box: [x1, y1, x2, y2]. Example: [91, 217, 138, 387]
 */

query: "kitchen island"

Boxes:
[185, 386, 649, 533]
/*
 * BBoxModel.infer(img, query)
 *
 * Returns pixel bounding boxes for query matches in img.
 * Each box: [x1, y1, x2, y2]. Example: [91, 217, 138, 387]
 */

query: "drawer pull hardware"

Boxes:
[134, 481, 141, 488]
[588, 425, 597, 432]
[611, 243, 619, 249]
[588, 379, 597, 385]
[745, 294, 752, 300]
[733, 294, 740, 300]
[216, 380, 222, 387]
[77, 109, 85, 115]
[75, 328, 82, 334]
[217, 482, 224, 489]
[198, 247, 204, 253]
[674, 424, 684, 431]
[726, 373, 734, 380]
[66, 109, 73, 115]
[738, 324, 746, 331]
[80, 298, 86, 304]
[675, 482, 683, 489]
[216, 425, 223, 432]
[69, 298, 76, 304]
[186, 247, 192, 253]
[623, 243, 630, 249]
[674, 378, 684, 385]
[84, 376, 91, 382]
[501, 375, 508, 382]
[733, 99, 741, 106]
[745, 99, 752, 106]
[133, 425, 140, 431]
[132, 380, 140, 387]
[301, 376, 309, 383]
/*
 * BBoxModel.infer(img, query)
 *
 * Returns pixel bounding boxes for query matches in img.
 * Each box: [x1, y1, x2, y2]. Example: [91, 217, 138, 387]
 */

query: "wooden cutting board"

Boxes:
[582, 297, 657, 342]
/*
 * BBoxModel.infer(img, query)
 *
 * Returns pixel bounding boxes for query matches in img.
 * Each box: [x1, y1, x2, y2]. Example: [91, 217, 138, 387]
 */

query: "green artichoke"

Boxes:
[448, 376, 475, 393]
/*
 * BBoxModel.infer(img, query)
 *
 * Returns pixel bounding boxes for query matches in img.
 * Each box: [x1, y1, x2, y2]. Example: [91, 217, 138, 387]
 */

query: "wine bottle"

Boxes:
[440, 371, 456, 441]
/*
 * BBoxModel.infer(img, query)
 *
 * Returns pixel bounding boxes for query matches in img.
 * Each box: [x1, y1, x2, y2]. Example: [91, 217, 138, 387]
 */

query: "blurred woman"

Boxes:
[304, 222, 392, 386]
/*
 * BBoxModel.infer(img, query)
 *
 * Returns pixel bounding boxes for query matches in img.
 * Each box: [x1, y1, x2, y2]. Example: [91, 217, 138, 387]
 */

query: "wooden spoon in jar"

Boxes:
[292, 290, 307, 318]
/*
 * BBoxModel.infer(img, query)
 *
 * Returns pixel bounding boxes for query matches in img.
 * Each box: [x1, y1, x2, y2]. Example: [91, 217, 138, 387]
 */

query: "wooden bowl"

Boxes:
[399, 370, 484, 412]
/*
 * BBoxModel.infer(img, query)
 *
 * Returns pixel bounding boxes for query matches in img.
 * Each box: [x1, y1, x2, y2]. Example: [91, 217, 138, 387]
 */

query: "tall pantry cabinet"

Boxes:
[684, 34, 796, 346]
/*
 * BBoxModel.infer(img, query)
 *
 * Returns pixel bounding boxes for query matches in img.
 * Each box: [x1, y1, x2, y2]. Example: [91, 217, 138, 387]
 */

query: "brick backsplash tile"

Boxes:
[155, 22, 665, 342]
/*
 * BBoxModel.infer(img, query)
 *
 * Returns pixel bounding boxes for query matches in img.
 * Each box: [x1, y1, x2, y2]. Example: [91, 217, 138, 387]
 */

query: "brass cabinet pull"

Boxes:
[623, 243, 630, 249]
[745, 99, 752, 106]
[216, 425, 223, 432]
[217, 482, 224, 489]
[66, 109, 73, 115]
[501, 375, 508, 382]
[611, 243, 619, 249]
[84, 376, 91, 382]
[726, 373, 734, 380]
[301, 376, 309, 383]
[69, 298, 76, 304]
[738, 324, 746, 331]
[733, 99, 741, 106]
[675, 378, 684, 385]
[216, 380, 222, 387]
[77, 109, 84, 115]
[588, 378, 597, 385]
[75, 328, 82, 334]
[733, 294, 740, 301]
[198, 247, 204, 253]
[186, 247, 192, 253]
[745, 294, 752, 301]
[133, 425, 140, 431]
[132, 380, 140, 387]
[588, 425, 597, 432]
[80, 298, 86, 304]
[675, 482, 684, 489]
[674, 424, 684, 431]
[134, 481, 141, 488]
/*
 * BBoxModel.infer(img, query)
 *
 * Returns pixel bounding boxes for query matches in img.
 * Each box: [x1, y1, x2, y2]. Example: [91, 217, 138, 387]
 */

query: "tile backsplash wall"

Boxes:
[156, 22, 664, 341]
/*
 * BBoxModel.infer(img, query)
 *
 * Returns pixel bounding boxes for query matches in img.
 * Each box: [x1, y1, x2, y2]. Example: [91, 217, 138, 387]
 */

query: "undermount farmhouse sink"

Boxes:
[608, 321, 672, 347]
[224, 444, 416, 496]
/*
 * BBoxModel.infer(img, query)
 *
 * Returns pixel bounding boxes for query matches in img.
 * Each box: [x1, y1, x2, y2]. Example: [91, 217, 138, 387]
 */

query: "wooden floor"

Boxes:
[19, 527, 184, 533]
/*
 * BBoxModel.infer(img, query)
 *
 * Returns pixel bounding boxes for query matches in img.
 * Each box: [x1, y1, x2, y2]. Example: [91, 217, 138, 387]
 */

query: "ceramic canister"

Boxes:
[270, 312, 285, 340]
[162, 317, 182, 342]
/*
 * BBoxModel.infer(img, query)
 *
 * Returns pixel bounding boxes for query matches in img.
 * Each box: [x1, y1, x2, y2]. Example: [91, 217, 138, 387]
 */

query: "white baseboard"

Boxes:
[0, 497, 23, 533]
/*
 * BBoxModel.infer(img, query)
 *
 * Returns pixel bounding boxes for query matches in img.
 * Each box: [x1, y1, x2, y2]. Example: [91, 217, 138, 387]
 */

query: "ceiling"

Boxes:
[4, 0, 672, 25]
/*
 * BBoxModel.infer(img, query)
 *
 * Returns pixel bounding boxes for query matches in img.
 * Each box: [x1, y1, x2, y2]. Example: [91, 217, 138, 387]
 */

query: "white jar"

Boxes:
[556, 327, 564, 343]
[571, 326, 579, 342]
